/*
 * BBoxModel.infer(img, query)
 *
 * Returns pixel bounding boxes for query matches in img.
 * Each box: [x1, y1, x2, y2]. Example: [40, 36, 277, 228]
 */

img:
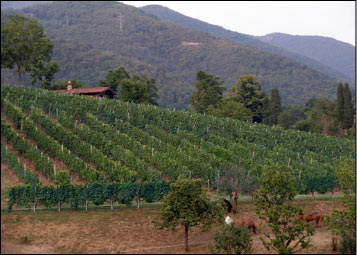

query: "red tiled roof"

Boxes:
[56, 87, 115, 94]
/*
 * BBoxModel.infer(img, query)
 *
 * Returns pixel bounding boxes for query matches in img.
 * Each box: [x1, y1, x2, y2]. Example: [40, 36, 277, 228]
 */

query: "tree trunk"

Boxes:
[136, 198, 140, 209]
[229, 192, 232, 204]
[232, 191, 238, 214]
[331, 188, 335, 200]
[58, 201, 61, 212]
[110, 200, 113, 210]
[311, 191, 315, 200]
[17, 65, 22, 86]
[184, 225, 189, 251]
[85, 200, 88, 211]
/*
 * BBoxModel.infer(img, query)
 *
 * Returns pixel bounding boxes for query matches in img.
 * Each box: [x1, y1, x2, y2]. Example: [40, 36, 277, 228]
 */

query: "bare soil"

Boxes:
[1, 200, 343, 254]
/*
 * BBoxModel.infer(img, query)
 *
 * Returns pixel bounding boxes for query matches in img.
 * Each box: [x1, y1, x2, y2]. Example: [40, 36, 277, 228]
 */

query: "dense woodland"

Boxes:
[141, 4, 354, 83]
[1, 1, 351, 110]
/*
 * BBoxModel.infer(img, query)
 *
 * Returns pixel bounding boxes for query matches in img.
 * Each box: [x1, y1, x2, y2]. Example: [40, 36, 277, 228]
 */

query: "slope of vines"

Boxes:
[1, 85, 354, 195]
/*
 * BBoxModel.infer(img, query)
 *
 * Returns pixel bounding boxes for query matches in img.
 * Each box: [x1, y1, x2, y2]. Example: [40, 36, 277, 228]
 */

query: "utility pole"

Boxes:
[118, 12, 124, 32]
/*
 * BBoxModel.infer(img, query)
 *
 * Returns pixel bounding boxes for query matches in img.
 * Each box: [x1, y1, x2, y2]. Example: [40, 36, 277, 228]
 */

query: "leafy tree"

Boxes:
[337, 82, 344, 125]
[99, 67, 129, 92]
[292, 119, 312, 132]
[1, 14, 58, 86]
[326, 157, 355, 254]
[190, 71, 226, 114]
[278, 105, 306, 129]
[50, 79, 85, 90]
[270, 88, 281, 125]
[305, 97, 337, 134]
[227, 74, 269, 123]
[343, 83, 353, 129]
[254, 163, 314, 254]
[212, 224, 253, 254]
[207, 100, 252, 121]
[153, 176, 224, 251]
[304, 98, 318, 111]
[119, 74, 158, 105]
[30, 60, 60, 89]
[140, 74, 159, 106]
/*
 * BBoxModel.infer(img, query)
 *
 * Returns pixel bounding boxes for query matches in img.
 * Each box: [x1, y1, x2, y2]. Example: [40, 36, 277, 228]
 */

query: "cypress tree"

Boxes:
[337, 82, 344, 125]
[343, 83, 353, 129]
[270, 88, 281, 125]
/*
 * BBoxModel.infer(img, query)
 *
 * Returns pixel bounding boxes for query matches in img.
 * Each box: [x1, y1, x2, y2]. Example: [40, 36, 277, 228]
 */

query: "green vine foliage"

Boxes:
[7, 181, 171, 212]
[1, 143, 40, 185]
[1, 85, 354, 196]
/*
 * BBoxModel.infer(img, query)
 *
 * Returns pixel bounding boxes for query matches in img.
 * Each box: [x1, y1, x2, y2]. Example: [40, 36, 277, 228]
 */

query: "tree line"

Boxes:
[189, 70, 355, 139]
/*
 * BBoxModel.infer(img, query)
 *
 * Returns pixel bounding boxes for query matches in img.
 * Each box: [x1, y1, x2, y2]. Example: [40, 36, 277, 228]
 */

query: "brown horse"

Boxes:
[237, 218, 257, 234]
[299, 212, 324, 228]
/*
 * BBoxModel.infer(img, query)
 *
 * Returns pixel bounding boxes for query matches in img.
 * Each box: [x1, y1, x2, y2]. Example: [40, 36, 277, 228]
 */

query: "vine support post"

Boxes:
[217, 170, 219, 195]
[33, 185, 37, 213]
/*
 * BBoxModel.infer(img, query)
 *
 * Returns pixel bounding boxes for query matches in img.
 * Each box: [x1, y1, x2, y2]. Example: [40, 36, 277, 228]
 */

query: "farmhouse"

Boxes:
[57, 81, 116, 98]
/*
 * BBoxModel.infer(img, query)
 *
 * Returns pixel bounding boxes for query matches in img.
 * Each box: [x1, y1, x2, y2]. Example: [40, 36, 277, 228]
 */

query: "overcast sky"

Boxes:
[121, 1, 355, 46]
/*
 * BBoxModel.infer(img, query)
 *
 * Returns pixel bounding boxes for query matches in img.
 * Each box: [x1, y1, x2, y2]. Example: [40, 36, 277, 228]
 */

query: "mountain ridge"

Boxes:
[1, 1, 348, 109]
[140, 4, 354, 82]
[256, 32, 355, 81]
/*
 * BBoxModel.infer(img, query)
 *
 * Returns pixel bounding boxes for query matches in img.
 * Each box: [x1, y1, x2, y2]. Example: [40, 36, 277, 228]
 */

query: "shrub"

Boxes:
[212, 224, 253, 254]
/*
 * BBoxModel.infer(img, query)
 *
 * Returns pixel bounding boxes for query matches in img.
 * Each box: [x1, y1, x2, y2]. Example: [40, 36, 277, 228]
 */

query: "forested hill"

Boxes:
[140, 4, 353, 83]
[257, 33, 355, 81]
[0, 1, 52, 9]
[0, 1, 345, 109]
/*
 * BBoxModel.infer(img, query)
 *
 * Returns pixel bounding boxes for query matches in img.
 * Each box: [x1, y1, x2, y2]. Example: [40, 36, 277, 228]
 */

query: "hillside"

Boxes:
[0, 1, 52, 9]
[1, 1, 52, 10]
[257, 32, 355, 81]
[140, 4, 353, 83]
[0, 84, 355, 254]
[2, 85, 354, 192]
[0, 1, 347, 109]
